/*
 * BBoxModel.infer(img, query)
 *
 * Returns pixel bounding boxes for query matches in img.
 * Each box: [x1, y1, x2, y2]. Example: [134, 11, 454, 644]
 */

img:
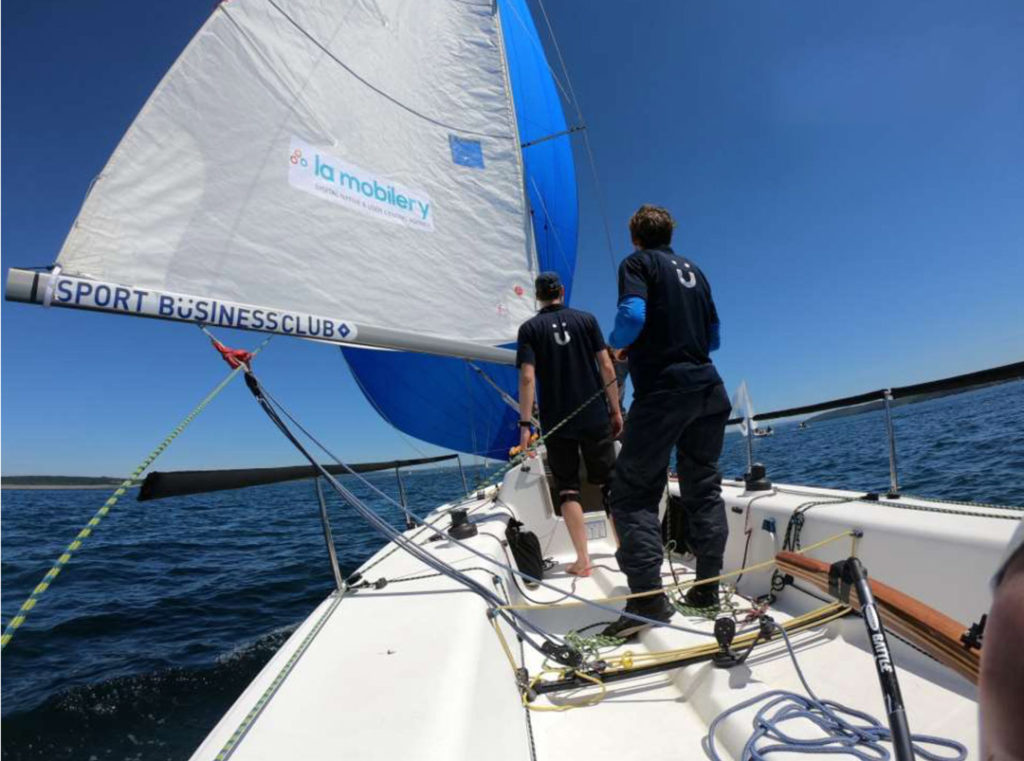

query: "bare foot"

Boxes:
[566, 561, 592, 577]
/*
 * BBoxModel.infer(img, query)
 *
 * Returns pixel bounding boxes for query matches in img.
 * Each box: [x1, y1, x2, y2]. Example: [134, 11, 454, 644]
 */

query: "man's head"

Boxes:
[629, 205, 675, 250]
[535, 271, 564, 304]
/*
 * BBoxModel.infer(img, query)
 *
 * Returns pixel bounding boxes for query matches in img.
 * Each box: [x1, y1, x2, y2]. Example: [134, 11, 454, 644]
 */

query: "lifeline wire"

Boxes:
[704, 623, 968, 761]
[1, 335, 272, 650]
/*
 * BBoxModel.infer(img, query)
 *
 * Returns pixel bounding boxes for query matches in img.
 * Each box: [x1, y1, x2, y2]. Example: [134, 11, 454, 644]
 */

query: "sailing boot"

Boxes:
[684, 556, 722, 609]
[600, 592, 675, 640]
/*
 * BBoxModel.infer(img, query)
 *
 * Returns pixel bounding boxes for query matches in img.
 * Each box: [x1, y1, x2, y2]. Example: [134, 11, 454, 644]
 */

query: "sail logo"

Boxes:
[288, 138, 434, 232]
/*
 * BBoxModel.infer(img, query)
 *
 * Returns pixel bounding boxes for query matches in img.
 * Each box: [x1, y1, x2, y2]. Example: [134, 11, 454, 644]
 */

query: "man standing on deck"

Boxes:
[602, 205, 730, 638]
[517, 272, 624, 576]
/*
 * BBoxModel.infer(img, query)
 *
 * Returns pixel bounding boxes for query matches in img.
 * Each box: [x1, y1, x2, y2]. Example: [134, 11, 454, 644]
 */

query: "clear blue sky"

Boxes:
[2, 0, 1022, 475]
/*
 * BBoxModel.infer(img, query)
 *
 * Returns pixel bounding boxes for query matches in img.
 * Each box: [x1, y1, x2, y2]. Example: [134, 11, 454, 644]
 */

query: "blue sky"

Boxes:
[2, 0, 1022, 475]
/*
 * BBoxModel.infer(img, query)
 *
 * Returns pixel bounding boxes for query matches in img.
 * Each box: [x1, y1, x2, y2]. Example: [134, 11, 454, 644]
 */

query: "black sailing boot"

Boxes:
[684, 556, 722, 609]
[600, 592, 676, 640]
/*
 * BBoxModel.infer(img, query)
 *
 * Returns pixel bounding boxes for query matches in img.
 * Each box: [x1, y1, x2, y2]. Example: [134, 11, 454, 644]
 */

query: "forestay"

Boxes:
[35, 0, 538, 351]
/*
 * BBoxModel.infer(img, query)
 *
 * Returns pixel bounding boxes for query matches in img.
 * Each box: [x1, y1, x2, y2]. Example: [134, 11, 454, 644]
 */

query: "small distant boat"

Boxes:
[753, 425, 774, 437]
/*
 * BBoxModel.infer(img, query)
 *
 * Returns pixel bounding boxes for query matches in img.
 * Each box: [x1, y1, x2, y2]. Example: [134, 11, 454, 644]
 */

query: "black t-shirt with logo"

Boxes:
[618, 245, 722, 397]
[516, 304, 609, 436]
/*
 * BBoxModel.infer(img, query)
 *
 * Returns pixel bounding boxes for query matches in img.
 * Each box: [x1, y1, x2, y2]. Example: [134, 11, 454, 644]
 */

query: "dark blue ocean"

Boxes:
[2, 380, 1023, 760]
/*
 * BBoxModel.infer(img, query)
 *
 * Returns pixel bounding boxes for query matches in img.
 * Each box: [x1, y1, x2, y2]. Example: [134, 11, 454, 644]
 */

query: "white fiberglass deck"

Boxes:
[190, 469, 1020, 761]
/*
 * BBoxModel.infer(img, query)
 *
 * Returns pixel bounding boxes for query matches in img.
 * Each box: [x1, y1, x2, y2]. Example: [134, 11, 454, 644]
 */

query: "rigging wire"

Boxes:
[251, 374, 747, 640]
[244, 371, 566, 658]
[534, 0, 619, 275]
[499, 0, 618, 275]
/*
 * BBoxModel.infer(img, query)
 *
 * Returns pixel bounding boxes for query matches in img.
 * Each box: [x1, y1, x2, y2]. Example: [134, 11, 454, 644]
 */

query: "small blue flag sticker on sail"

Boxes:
[449, 135, 484, 168]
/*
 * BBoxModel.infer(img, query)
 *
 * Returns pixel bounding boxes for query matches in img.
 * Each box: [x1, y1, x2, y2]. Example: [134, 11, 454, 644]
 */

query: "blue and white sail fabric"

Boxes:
[343, 0, 579, 458]
[51, 0, 537, 347]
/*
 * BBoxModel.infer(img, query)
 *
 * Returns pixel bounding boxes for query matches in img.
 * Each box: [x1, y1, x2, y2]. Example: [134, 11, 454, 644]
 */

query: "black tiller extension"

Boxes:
[844, 557, 915, 761]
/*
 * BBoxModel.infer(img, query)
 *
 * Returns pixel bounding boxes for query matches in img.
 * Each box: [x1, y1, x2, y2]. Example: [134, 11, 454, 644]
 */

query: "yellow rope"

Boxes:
[491, 616, 520, 674]
[525, 669, 606, 712]
[498, 530, 856, 612]
[1, 336, 270, 651]
[597, 602, 850, 670]
[508, 602, 851, 712]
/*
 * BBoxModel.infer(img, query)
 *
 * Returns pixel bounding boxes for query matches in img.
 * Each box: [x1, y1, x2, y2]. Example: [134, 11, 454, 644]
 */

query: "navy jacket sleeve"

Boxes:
[516, 323, 535, 367]
[618, 253, 650, 301]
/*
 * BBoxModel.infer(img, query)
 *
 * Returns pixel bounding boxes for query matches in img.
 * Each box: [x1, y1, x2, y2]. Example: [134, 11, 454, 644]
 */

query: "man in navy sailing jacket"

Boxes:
[602, 205, 731, 638]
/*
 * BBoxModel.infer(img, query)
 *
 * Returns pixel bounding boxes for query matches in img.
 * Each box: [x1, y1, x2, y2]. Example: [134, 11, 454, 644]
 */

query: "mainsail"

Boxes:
[342, 0, 579, 458]
[7, 0, 546, 362]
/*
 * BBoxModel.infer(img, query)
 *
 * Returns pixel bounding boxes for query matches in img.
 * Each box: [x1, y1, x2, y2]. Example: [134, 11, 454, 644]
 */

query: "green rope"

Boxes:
[564, 629, 627, 661]
[1, 336, 271, 651]
[670, 585, 744, 620]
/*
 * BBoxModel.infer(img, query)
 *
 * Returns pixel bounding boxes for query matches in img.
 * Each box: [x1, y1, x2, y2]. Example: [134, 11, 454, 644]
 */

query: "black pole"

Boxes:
[845, 558, 915, 761]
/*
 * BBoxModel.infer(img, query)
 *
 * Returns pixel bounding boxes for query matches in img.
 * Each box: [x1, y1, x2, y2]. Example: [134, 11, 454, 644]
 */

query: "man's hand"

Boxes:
[611, 347, 629, 363]
[610, 409, 624, 439]
[518, 427, 534, 456]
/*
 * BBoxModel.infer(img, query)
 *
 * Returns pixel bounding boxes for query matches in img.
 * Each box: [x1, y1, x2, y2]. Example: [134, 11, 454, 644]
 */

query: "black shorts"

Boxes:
[546, 425, 616, 495]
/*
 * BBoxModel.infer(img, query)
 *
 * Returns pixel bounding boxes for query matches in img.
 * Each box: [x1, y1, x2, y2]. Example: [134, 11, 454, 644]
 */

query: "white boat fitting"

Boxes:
[188, 457, 1020, 761]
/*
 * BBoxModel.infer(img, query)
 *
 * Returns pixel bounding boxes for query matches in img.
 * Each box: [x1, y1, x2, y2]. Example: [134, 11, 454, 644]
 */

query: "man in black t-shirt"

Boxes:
[516, 272, 623, 576]
[602, 205, 731, 639]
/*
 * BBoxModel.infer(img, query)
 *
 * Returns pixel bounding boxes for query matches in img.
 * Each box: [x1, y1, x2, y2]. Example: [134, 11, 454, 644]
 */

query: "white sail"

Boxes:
[731, 380, 755, 436]
[50, 0, 536, 347]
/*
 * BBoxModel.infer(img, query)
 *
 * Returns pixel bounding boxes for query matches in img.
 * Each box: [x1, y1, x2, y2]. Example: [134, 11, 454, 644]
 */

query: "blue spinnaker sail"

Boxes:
[341, 0, 579, 458]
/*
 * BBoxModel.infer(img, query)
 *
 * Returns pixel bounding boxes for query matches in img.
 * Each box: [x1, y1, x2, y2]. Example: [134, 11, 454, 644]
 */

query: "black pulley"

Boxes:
[712, 616, 739, 668]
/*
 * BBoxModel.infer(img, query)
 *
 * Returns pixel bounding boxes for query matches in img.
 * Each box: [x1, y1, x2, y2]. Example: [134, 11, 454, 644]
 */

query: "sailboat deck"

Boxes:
[189, 482, 988, 761]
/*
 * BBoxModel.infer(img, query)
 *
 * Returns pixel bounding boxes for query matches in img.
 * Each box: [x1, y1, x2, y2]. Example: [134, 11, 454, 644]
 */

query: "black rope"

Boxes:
[242, 371, 564, 661]
[782, 497, 857, 552]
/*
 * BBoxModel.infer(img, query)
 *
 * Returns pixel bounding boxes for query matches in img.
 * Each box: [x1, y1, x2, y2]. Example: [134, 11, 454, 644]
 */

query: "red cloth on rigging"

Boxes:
[210, 339, 253, 370]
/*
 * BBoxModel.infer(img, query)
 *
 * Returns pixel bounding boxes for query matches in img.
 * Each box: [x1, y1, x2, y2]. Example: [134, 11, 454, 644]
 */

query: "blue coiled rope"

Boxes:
[704, 624, 968, 761]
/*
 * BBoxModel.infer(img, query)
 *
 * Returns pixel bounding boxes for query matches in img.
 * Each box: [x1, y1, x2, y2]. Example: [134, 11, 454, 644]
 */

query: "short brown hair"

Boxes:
[629, 205, 675, 249]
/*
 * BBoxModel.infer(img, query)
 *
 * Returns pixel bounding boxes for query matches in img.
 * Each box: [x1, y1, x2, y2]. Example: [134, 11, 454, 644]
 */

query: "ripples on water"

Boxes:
[2, 381, 1022, 759]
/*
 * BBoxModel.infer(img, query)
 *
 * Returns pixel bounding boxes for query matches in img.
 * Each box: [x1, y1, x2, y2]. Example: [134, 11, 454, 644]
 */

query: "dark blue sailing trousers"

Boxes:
[609, 382, 731, 593]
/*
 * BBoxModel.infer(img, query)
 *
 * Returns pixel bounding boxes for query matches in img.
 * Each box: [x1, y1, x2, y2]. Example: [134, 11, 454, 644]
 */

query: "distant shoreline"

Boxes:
[2, 483, 141, 491]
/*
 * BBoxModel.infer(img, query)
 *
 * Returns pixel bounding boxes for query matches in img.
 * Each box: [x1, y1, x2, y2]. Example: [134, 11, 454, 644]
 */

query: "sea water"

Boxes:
[2, 380, 1022, 760]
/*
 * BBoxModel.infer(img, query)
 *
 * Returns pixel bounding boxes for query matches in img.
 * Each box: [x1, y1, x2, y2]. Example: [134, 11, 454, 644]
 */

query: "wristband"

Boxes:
[519, 421, 533, 428]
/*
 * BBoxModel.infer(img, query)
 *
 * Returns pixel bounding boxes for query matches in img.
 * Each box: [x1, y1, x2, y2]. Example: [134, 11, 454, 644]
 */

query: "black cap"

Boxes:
[535, 271, 563, 300]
